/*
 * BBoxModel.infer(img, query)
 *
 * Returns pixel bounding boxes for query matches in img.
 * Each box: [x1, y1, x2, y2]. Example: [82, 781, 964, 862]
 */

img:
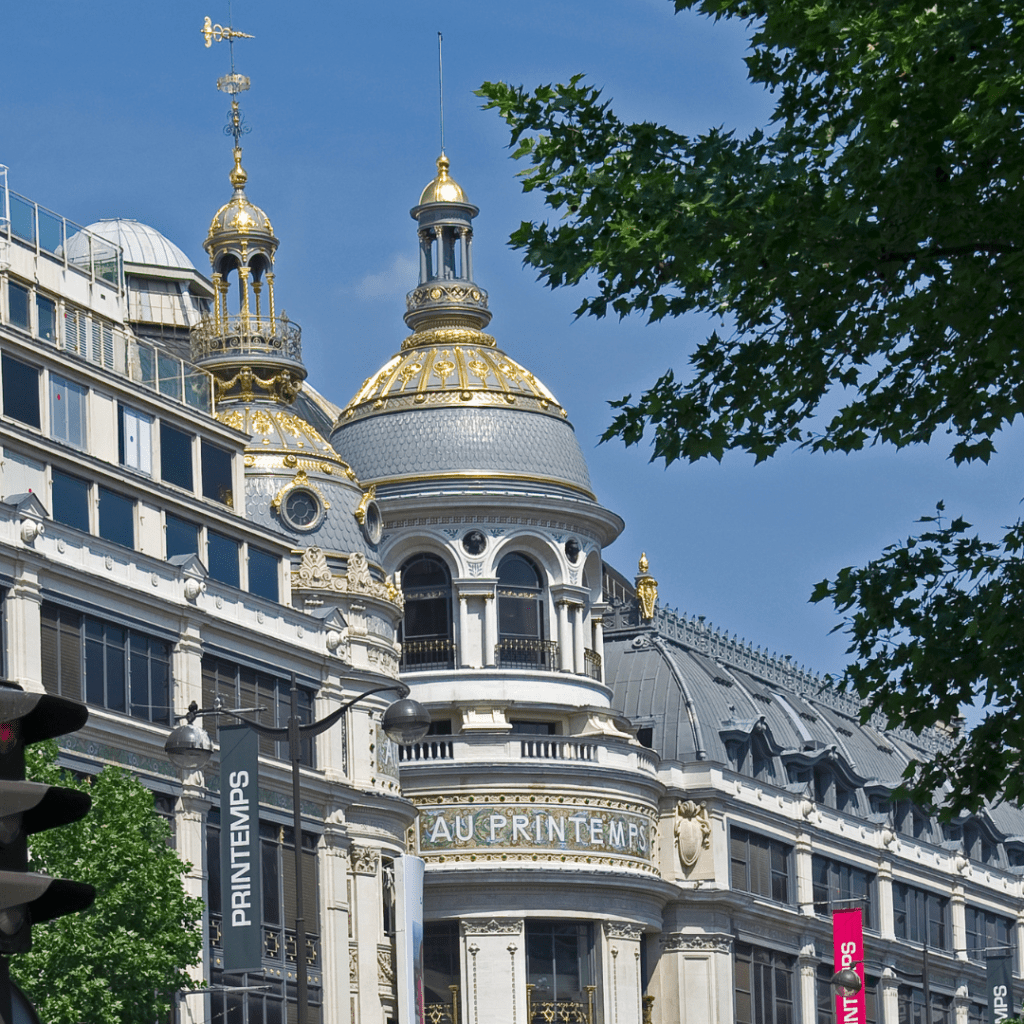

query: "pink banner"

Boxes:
[834, 908, 866, 1024]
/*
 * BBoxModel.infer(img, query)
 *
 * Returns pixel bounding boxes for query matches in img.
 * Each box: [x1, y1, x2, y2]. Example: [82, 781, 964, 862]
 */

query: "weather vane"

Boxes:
[201, 10, 255, 147]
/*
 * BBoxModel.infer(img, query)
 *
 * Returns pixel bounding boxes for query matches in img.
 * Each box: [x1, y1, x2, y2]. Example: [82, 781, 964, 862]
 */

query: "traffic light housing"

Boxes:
[0, 683, 95, 955]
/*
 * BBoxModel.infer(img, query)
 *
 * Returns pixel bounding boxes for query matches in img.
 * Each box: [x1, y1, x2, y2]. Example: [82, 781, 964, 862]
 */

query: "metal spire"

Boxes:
[201, 10, 255, 147]
[438, 31, 445, 155]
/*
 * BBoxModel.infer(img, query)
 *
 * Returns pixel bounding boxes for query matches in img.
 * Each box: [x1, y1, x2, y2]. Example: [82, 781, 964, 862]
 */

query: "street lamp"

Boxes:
[165, 677, 430, 1024]
[831, 947, 933, 1024]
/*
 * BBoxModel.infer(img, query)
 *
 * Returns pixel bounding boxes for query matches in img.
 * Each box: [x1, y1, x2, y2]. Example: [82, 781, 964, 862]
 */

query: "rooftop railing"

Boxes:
[191, 313, 302, 364]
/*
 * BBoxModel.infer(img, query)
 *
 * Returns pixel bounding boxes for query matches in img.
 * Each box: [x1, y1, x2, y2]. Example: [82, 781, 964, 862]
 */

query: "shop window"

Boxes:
[893, 882, 950, 949]
[160, 422, 193, 491]
[897, 986, 952, 1024]
[497, 552, 553, 669]
[812, 855, 875, 928]
[526, 921, 594, 1017]
[399, 554, 454, 670]
[735, 944, 794, 1024]
[202, 656, 316, 766]
[49, 374, 87, 449]
[816, 964, 877, 1024]
[248, 546, 280, 603]
[207, 530, 240, 588]
[2, 353, 40, 428]
[207, 816, 322, 1024]
[97, 486, 134, 548]
[730, 826, 792, 904]
[40, 602, 171, 723]
[165, 513, 199, 559]
[36, 294, 56, 342]
[965, 906, 1014, 963]
[201, 440, 233, 507]
[8, 282, 29, 331]
[424, 921, 461, 1018]
[51, 469, 89, 532]
[118, 404, 152, 475]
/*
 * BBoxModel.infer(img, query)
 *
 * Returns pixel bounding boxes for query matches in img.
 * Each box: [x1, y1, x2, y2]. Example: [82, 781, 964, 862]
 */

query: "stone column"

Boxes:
[7, 565, 42, 692]
[603, 923, 645, 1024]
[950, 882, 966, 961]
[350, 845, 383, 1024]
[795, 830, 814, 917]
[483, 592, 497, 668]
[419, 231, 431, 282]
[591, 612, 605, 682]
[877, 856, 895, 940]
[320, 825, 351, 1024]
[457, 593, 472, 669]
[880, 972, 901, 1024]
[556, 600, 571, 672]
[179, 785, 211, 1024]
[460, 918, 524, 1024]
[651, 932, 732, 1024]
[572, 603, 586, 676]
[798, 943, 818, 1024]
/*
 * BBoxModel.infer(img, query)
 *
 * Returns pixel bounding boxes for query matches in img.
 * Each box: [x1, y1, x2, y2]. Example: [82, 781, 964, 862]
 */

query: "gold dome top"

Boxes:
[418, 154, 468, 205]
[205, 147, 275, 248]
[337, 325, 568, 425]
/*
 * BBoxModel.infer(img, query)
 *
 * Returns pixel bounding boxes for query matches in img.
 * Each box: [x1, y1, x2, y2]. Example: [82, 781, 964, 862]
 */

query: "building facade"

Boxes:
[0, 91, 1022, 1024]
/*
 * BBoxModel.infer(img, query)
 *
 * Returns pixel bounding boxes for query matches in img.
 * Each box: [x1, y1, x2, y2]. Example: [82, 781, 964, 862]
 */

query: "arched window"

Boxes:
[399, 554, 454, 670]
[496, 553, 555, 669]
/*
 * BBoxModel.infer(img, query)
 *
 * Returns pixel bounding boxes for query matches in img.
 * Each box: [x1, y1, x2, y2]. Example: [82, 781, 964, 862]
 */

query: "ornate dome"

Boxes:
[65, 218, 193, 269]
[205, 149, 275, 251]
[418, 154, 468, 206]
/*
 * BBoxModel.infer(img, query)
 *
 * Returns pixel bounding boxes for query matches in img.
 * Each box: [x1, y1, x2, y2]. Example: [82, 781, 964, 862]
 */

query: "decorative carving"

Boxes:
[377, 946, 395, 985]
[659, 933, 733, 953]
[635, 553, 658, 621]
[350, 845, 380, 875]
[354, 484, 377, 524]
[349, 944, 358, 983]
[291, 548, 404, 610]
[674, 800, 711, 870]
[271, 469, 331, 513]
[461, 918, 523, 936]
[604, 922, 644, 940]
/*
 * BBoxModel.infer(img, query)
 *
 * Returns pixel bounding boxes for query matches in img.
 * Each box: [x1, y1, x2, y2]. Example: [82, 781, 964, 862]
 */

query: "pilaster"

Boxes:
[460, 918, 523, 1024]
[7, 565, 42, 691]
[603, 922, 645, 1024]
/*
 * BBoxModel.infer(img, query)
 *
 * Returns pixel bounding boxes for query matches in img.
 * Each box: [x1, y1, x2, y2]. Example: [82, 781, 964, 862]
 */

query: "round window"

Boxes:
[565, 538, 581, 564]
[362, 499, 383, 544]
[282, 488, 322, 531]
[462, 529, 486, 555]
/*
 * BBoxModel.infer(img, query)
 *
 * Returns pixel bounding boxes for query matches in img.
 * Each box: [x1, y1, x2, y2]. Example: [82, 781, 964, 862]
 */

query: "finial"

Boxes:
[229, 147, 247, 190]
[635, 553, 658, 621]
[639, 552, 649, 575]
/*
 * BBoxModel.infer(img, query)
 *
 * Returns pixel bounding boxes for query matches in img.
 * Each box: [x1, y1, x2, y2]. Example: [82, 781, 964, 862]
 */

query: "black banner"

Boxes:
[219, 724, 262, 972]
[987, 951, 1013, 1024]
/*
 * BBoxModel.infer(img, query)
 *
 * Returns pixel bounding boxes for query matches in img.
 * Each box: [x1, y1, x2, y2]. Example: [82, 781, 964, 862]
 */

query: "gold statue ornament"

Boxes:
[635, 553, 659, 621]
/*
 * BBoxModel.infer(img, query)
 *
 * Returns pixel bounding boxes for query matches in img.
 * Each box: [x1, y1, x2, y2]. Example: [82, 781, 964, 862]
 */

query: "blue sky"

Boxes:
[2, 0, 1017, 679]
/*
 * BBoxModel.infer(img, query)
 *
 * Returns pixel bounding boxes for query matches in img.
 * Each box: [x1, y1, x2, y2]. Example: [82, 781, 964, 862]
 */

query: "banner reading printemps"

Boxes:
[834, 908, 866, 1024]
[220, 723, 262, 972]
[987, 951, 1013, 1024]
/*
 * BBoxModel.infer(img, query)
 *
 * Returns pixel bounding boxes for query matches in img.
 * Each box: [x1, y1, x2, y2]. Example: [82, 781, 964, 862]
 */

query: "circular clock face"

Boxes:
[283, 489, 321, 530]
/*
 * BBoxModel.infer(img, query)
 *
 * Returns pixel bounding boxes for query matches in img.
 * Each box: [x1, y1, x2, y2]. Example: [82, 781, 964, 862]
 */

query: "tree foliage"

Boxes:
[479, 0, 1024, 815]
[11, 741, 204, 1024]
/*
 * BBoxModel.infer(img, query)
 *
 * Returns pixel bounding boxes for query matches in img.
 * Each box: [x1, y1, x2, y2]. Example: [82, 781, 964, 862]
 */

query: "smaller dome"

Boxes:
[205, 148, 275, 248]
[418, 154, 467, 206]
[67, 219, 194, 270]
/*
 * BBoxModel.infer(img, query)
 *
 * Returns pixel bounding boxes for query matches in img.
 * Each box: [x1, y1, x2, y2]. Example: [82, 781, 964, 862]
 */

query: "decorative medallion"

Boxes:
[674, 800, 711, 870]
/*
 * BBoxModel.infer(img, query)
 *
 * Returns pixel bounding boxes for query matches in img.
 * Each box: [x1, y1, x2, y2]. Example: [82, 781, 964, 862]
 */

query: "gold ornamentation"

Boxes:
[220, 409, 244, 430]
[291, 549, 404, 611]
[401, 326, 496, 352]
[674, 801, 711, 870]
[252, 409, 273, 434]
[213, 366, 300, 405]
[354, 485, 377, 525]
[635, 553, 658, 621]
[271, 470, 331, 512]
[201, 16, 254, 47]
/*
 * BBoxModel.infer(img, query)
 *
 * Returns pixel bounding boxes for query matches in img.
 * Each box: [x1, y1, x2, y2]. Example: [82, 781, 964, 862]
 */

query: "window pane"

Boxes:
[2, 353, 40, 428]
[166, 513, 199, 559]
[52, 470, 89, 532]
[36, 295, 56, 342]
[201, 441, 233, 506]
[98, 486, 134, 547]
[49, 375, 86, 448]
[160, 422, 193, 490]
[8, 282, 29, 330]
[248, 547, 279, 602]
[119, 405, 153, 475]
[208, 531, 240, 587]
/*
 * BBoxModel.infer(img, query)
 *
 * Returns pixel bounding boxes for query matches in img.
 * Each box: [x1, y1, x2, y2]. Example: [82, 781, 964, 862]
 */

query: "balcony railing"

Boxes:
[495, 638, 559, 670]
[425, 985, 459, 1024]
[583, 648, 602, 681]
[191, 313, 302, 364]
[401, 638, 457, 672]
[526, 987, 596, 1024]
[399, 738, 454, 763]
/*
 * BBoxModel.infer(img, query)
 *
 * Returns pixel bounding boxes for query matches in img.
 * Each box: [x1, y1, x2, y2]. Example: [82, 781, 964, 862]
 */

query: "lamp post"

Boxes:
[831, 947, 933, 1024]
[165, 677, 430, 1024]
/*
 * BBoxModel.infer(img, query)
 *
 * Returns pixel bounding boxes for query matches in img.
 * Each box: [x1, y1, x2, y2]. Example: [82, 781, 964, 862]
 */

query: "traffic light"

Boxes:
[0, 683, 95, 956]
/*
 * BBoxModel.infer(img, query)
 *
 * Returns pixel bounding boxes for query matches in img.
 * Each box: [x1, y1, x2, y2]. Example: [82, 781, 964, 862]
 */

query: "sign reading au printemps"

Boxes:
[417, 798, 655, 862]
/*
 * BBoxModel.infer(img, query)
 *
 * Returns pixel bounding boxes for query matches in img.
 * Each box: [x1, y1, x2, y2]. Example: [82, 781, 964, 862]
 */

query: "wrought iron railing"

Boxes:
[191, 313, 302, 363]
[424, 985, 459, 1024]
[400, 638, 456, 671]
[583, 648, 602, 681]
[495, 638, 559, 670]
[526, 985, 596, 1024]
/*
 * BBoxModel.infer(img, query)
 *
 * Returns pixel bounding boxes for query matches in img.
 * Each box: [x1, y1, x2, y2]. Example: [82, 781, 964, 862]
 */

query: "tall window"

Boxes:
[202, 656, 315, 766]
[40, 602, 171, 723]
[399, 554, 453, 670]
[812, 856, 875, 928]
[97, 486, 134, 548]
[965, 906, 1014, 963]
[2, 353, 40, 428]
[36, 294, 56, 342]
[207, 531, 240, 588]
[118, 404, 152, 475]
[525, 921, 594, 1015]
[731, 827, 792, 904]
[160, 422, 193, 491]
[49, 375, 87, 449]
[816, 965, 877, 1024]
[51, 469, 89, 532]
[735, 944, 795, 1024]
[496, 553, 553, 669]
[165, 513, 199, 559]
[8, 282, 29, 331]
[893, 883, 950, 949]
[898, 987, 952, 1024]
[208, 816, 322, 1024]
[424, 921, 460, 1016]
[248, 547, 280, 603]
[201, 440, 233, 507]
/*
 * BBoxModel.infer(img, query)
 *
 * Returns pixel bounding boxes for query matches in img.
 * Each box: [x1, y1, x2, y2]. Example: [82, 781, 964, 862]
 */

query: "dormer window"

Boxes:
[399, 554, 454, 670]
